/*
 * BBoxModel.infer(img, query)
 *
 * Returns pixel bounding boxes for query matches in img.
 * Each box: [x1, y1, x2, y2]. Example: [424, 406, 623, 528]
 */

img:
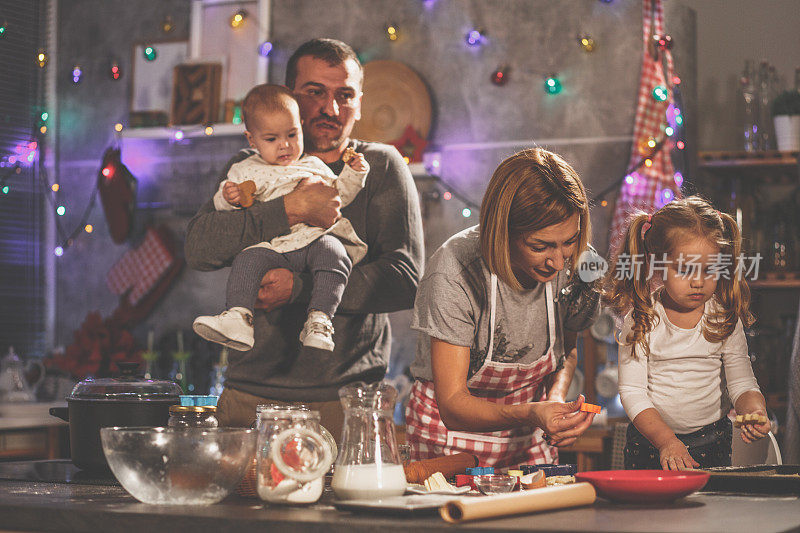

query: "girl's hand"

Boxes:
[222, 181, 242, 206]
[346, 152, 367, 172]
[530, 395, 595, 447]
[658, 438, 699, 470]
[740, 409, 771, 443]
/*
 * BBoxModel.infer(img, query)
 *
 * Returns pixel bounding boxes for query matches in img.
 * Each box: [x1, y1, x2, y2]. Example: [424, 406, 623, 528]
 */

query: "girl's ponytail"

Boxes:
[605, 212, 657, 358]
[706, 211, 754, 342]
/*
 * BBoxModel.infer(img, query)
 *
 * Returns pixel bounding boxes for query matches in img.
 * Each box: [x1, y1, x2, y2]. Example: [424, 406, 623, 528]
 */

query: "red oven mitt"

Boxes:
[97, 147, 137, 244]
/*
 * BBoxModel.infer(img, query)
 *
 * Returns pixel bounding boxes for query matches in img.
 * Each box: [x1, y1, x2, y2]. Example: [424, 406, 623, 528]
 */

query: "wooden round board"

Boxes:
[352, 60, 432, 143]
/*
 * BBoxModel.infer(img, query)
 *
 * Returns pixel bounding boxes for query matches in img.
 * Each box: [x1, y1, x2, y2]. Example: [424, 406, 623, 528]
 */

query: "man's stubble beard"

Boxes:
[305, 133, 347, 154]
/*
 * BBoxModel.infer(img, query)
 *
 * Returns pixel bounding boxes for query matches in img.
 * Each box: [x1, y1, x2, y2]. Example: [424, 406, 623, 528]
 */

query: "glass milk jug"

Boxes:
[331, 381, 407, 500]
[256, 407, 333, 504]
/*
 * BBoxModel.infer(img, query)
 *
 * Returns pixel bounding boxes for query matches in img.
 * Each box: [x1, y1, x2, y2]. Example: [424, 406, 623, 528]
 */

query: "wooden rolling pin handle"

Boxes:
[403, 453, 479, 484]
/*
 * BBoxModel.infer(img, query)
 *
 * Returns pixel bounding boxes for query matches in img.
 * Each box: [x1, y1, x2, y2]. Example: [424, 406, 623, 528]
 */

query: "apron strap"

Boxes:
[545, 281, 556, 355]
[488, 273, 498, 361]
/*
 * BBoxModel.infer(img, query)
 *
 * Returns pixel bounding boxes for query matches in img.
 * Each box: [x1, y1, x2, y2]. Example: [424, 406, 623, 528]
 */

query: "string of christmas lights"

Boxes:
[0, 18, 103, 256]
[2, 0, 684, 244]
[39, 160, 99, 257]
[384, 20, 600, 92]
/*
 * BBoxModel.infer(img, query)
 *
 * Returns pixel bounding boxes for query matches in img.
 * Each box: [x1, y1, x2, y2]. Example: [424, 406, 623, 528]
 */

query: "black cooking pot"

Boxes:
[49, 362, 181, 472]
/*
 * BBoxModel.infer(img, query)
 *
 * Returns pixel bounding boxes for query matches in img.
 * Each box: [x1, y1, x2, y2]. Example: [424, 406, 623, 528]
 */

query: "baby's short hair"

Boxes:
[242, 84, 299, 131]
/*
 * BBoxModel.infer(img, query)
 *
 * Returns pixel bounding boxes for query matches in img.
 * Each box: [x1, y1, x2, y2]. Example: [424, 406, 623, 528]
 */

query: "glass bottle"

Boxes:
[757, 61, 774, 150]
[331, 381, 407, 500]
[209, 348, 227, 397]
[741, 60, 758, 152]
[168, 405, 219, 428]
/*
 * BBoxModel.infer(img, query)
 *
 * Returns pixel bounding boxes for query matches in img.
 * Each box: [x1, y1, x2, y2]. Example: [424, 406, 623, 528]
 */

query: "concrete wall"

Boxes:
[679, 0, 800, 151]
[52, 0, 696, 378]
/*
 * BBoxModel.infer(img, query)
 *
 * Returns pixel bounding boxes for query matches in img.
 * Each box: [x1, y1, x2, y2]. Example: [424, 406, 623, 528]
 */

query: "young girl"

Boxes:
[606, 196, 770, 470]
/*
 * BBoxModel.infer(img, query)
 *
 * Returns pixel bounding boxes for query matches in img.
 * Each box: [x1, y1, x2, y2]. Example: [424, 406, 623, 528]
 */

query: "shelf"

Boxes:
[699, 151, 799, 184]
[749, 277, 800, 289]
[120, 123, 245, 140]
[699, 150, 799, 169]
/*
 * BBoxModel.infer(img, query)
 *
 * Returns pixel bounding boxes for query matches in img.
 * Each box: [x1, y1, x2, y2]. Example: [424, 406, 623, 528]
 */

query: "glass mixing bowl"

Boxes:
[100, 427, 256, 505]
[474, 474, 517, 495]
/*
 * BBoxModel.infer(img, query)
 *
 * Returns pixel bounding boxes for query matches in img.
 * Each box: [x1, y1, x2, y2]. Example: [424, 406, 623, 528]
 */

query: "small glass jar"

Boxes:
[168, 405, 219, 428]
[255, 403, 337, 462]
[256, 407, 332, 504]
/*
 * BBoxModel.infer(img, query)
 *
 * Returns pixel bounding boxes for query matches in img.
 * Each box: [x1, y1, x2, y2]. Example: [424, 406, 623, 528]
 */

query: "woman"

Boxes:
[406, 148, 598, 467]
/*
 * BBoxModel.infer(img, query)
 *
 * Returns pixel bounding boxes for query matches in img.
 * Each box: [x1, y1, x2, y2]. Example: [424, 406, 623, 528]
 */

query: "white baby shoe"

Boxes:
[193, 307, 254, 351]
[299, 310, 335, 351]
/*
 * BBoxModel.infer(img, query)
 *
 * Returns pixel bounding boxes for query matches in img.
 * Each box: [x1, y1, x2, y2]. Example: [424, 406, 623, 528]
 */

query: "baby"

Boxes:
[193, 84, 368, 352]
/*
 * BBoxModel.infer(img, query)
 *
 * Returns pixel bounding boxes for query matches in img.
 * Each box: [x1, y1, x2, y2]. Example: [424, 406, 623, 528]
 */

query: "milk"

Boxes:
[331, 463, 407, 500]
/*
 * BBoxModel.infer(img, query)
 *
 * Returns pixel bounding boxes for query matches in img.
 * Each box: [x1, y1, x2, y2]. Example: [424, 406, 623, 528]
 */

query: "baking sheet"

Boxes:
[333, 494, 459, 515]
[701, 464, 800, 494]
[406, 483, 471, 495]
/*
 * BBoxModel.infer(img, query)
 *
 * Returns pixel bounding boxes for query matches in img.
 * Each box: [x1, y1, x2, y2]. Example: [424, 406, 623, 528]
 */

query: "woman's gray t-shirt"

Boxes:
[410, 226, 571, 381]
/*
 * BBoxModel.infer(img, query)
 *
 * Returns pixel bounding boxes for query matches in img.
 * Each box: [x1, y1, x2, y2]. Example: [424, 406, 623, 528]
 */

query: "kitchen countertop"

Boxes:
[0, 417, 67, 430]
[0, 402, 67, 430]
[0, 476, 799, 532]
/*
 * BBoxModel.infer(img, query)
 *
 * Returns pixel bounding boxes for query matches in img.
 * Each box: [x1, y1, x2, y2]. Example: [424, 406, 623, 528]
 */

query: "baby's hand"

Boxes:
[658, 438, 699, 471]
[346, 152, 367, 172]
[738, 410, 771, 443]
[222, 181, 241, 206]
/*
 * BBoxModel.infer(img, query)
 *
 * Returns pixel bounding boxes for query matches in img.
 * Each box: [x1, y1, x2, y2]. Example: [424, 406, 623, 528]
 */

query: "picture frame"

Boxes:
[189, 0, 270, 103]
[170, 62, 223, 125]
[130, 39, 190, 120]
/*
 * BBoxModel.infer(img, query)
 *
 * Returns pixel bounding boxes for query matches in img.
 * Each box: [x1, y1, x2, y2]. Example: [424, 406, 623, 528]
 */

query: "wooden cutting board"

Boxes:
[351, 60, 431, 143]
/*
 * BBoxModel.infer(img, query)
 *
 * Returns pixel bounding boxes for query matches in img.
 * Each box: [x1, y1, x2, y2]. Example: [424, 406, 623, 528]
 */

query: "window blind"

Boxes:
[0, 0, 46, 357]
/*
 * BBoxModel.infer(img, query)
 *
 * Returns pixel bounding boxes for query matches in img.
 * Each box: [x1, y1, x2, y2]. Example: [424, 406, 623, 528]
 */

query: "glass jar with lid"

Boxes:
[168, 405, 219, 428]
[256, 407, 333, 504]
[255, 403, 337, 461]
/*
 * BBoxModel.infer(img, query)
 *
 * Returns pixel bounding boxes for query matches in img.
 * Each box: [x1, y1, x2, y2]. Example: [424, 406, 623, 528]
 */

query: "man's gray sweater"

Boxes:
[184, 140, 424, 401]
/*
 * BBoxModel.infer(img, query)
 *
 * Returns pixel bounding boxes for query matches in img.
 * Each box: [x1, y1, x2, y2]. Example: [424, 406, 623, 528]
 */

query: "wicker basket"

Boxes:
[236, 457, 259, 499]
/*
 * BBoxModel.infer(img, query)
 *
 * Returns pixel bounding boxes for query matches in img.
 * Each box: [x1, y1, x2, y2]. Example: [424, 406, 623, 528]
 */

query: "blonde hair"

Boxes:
[479, 148, 591, 290]
[604, 195, 753, 358]
[242, 84, 298, 131]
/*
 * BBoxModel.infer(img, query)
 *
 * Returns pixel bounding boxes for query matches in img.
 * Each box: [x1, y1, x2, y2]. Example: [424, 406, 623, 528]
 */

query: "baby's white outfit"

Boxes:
[213, 152, 368, 263]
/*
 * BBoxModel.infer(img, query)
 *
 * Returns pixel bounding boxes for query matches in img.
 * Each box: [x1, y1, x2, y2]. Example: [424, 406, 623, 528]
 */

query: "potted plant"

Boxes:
[772, 89, 800, 151]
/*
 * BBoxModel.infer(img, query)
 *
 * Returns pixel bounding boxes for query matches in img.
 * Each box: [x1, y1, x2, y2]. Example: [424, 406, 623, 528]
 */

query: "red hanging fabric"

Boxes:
[609, 0, 679, 253]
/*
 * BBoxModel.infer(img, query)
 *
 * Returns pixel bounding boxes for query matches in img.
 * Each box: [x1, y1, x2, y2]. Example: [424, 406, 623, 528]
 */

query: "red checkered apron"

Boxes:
[406, 275, 558, 467]
[608, 0, 679, 254]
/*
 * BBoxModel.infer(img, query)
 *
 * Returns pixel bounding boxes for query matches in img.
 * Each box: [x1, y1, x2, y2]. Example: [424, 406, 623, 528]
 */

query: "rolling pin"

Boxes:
[440, 482, 597, 523]
[403, 453, 479, 484]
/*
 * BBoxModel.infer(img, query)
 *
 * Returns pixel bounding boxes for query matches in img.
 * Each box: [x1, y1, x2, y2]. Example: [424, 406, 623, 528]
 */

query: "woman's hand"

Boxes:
[658, 438, 699, 470]
[529, 395, 595, 447]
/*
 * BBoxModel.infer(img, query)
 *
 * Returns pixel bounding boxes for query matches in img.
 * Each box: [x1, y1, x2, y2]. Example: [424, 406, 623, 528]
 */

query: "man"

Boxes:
[184, 39, 424, 439]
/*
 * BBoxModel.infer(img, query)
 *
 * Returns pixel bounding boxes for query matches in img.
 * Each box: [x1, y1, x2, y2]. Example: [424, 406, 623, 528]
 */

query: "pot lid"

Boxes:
[69, 362, 182, 400]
